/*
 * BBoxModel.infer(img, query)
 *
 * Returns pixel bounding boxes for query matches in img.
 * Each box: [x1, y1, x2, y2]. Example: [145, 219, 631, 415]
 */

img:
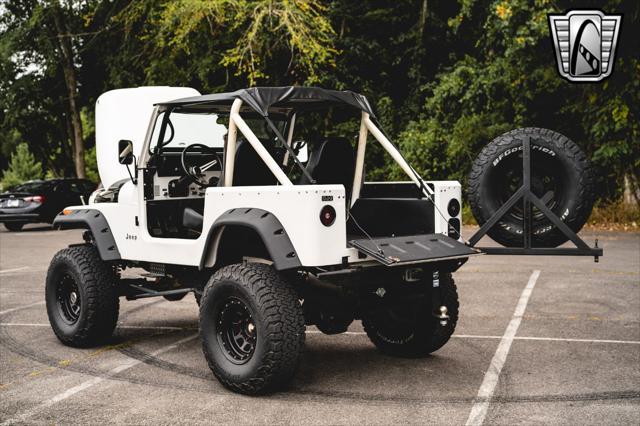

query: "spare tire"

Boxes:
[467, 127, 595, 248]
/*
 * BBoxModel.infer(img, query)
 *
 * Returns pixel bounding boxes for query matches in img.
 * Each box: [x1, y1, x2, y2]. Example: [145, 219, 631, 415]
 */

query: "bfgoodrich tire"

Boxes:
[362, 273, 459, 357]
[45, 245, 119, 347]
[468, 127, 595, 247]
[199, 263, 305, 394]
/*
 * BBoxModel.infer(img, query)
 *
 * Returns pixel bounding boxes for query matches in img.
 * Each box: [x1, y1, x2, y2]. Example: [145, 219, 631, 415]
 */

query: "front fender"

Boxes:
[199, 208, 301, 271]
[53, 209, 121, 261]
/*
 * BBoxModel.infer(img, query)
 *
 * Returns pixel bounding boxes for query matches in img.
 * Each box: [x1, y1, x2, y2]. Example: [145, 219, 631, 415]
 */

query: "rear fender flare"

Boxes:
[200, 208, 301, 271]
[53, 209, 121, 261]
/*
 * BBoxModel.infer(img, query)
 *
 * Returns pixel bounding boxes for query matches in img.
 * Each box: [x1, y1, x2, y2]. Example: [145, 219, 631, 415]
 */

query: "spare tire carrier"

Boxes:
[467, 135, 602, 261]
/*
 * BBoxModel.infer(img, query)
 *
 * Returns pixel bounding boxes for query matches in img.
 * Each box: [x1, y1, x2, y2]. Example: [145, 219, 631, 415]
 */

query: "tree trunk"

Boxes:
[51, 4, 85, 178]
[418, 0, 428, 41]
[623, 174, 639, 206]
[415, 0, 428, 86]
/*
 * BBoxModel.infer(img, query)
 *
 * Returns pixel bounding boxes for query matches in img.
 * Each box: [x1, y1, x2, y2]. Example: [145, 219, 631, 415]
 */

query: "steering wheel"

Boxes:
[181, 143, 223, 188]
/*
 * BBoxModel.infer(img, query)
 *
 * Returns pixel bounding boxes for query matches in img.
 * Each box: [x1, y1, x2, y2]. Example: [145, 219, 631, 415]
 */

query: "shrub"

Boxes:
[1, 143, 42, 190]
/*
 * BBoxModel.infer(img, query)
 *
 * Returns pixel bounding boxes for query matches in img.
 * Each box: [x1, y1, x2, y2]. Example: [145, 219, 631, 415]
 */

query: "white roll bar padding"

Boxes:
[227, 99, 293, 186]
[350, 111, 369, 205]
[283, 113, 296, 166]
[224, 99, 241, 186]
[223, 101, 428, 193]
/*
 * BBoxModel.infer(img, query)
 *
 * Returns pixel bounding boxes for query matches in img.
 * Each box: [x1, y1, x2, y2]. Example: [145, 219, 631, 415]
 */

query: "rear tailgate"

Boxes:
[349, 233, 481, 266]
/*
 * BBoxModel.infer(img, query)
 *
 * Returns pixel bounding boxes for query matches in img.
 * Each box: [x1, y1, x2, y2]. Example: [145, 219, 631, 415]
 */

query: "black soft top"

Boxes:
[157, 86, 376, 119]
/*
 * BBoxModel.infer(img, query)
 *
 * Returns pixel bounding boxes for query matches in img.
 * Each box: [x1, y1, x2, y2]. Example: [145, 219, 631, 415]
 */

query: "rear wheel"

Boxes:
[362, 273, 458, 357]
[4, 222, 25, 232]
[45, 245, 119, 347]
[199, 263, 305, 394]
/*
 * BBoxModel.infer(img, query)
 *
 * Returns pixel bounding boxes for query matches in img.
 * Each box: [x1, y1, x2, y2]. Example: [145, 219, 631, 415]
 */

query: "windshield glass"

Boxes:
[151, 112, 228, 150]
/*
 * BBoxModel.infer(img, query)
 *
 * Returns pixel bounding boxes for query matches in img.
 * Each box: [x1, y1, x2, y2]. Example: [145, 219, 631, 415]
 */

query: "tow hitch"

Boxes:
[430, 271, 449, 326]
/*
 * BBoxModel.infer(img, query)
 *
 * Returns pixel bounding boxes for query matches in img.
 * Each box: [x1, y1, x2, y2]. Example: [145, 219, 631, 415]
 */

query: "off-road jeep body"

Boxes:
[46, 86, 479, 394]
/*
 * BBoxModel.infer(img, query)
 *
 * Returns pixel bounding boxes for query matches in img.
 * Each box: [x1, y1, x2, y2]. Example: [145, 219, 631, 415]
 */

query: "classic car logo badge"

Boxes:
[548, 10, 622, 82]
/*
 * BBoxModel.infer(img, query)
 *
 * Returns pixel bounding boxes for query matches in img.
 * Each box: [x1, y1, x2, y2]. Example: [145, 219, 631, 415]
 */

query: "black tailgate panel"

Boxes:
[349, 233, 481, 266]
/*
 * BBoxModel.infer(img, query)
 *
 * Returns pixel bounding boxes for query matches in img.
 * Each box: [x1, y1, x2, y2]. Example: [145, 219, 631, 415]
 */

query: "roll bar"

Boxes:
[223, 100, 433, 203]
[145, 99, 433, 205]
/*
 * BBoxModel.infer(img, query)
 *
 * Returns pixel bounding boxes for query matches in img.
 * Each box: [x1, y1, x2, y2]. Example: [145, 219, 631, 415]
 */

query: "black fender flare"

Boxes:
[199, 208, 301, 271]
[53, 209, 121, 261]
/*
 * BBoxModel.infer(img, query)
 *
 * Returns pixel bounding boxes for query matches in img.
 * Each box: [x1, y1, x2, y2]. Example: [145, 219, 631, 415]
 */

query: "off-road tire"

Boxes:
[199, 263, 305, 394]
[468, 127, 595, 247]
[4, 222, 25, 232]
[45, 245, 119, 347]
[362, 273, 459, 357]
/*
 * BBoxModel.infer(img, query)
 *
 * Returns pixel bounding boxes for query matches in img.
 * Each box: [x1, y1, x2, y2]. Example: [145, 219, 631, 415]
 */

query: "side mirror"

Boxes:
[118, 140, 134, 165]
[118, 139, 137, 184]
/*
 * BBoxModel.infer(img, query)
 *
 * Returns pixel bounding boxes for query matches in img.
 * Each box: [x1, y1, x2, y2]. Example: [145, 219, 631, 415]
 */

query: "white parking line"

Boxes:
[0, 267, 28, 274]
[0, 301, 45, 316]
[465, 269, 541, 426]
[1, 333, 198, 426]
[511, 336, 640, 345]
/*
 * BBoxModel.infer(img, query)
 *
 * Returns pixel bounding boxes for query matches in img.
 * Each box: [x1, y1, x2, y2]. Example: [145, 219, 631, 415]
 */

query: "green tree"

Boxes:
[1, 143, 42, 189]
[1, 0, 129, 178]
[117, 0, 338, 86]
[395, 0, 639, 200]
[1, 0, 637, 207]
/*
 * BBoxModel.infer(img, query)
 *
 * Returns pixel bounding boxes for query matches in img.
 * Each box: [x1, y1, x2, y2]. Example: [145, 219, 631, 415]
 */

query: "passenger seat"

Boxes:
[299, 137, 356, 198]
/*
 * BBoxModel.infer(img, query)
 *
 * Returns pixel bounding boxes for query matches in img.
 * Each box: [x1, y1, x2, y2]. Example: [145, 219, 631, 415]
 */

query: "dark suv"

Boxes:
[0, 179, 96, 231]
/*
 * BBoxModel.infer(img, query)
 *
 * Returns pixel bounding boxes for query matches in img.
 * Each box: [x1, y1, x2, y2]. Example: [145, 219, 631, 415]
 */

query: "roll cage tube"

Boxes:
[225, 100, 312, 186]
[150, 98, 434, 199]
[263, 116, 315, 183]
[283, 113, 296, 166]
[350, 112, 435, 204]
[154, 109, 174, 154]
[228, 99, 293, 186]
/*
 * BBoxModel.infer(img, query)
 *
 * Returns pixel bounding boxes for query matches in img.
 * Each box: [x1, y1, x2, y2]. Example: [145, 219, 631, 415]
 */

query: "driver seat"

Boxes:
[232, 138, 279, 186]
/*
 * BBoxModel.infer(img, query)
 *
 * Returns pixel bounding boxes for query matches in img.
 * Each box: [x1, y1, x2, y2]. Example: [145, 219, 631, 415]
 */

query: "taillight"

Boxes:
[320, 205, 336, 227]
[447, 198, 460, 217]
[24, 195, 45, 203]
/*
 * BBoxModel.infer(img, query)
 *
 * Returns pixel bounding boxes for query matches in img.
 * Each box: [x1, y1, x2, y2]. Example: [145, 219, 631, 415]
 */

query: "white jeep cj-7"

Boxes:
[46, 86, 599, 394]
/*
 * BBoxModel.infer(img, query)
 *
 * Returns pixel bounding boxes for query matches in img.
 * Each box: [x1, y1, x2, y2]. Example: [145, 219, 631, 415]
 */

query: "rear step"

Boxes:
[349, 233, 481, 266]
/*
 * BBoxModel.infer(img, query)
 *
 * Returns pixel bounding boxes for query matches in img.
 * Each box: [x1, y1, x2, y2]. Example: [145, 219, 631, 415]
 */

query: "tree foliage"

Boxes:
[117, 0, 337, 85]
[0, 0, 637, 202]
[1, 142, 42, 189]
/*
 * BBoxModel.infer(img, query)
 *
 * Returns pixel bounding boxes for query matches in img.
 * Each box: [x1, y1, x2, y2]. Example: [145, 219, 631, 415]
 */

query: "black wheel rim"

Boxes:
[372, 303, 420, 344]
[216, 297, 257, 364]
[56, 273, 81, 325]
[492, 151, 567, 224]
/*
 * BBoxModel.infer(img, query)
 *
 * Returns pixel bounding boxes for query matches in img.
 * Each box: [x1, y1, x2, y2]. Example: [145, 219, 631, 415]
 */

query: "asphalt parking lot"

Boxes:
[0, 225, 638, 425]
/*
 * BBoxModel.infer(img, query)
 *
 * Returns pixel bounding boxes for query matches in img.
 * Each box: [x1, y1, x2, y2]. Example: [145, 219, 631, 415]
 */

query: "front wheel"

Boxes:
[45, 245, 120, 347]
[199, 263, 305, 394]
[362, 273, 459, 357]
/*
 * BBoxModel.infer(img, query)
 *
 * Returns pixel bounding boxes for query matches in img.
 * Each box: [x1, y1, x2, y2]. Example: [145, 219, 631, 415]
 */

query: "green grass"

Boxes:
[461, 199, 639, 230]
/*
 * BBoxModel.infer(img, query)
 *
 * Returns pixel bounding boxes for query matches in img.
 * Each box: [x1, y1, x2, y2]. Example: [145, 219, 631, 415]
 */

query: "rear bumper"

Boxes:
[0, 213, 41, 223]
